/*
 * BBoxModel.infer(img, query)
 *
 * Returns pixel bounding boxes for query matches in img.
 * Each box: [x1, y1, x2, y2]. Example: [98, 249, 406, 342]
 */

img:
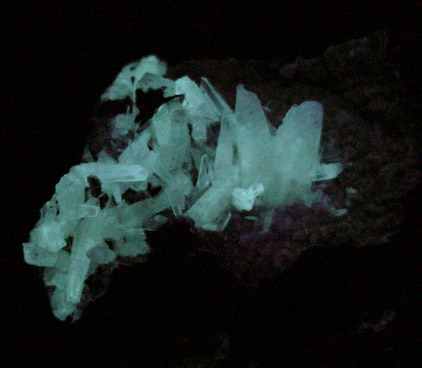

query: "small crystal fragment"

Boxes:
[232, 183, 265, 211]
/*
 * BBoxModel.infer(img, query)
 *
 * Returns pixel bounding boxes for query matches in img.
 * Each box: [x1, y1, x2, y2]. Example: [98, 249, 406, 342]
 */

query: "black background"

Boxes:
[3, 1, 421, 367]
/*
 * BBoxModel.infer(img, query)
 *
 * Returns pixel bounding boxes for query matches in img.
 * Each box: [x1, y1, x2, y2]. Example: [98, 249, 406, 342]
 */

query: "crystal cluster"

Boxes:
[23, 55, 342, 320]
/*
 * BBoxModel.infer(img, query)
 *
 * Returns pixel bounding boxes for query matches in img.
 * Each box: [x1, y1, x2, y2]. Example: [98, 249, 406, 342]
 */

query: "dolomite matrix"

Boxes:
[23, 55, 343, 320]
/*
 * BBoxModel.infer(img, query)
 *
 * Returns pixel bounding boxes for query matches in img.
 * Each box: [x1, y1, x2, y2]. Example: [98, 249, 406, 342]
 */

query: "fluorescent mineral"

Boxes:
[23, 55, 343, 320]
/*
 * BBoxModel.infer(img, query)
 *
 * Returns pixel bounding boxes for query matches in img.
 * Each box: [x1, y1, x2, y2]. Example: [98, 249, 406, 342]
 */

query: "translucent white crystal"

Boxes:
[165, 170, 193, 216]
[310, 162, 343, 181]
[142, 215, 168, 230]
[101, 55, 167, 101]
[262, 209, 275, 232]
[121, 192, 170, 228]
[72, 163, 149, 183]
[175, 76, 219, 121]
[44, 251, 71, 289]
[331, 208, 348, 217]
[66, 218, 98, 303]
[202, 211, 232, 232]
[235, 85, 271, 137]
[110, 111, 137, 138]
[51, 288, 77, 321]
[56, 172, 85, 220]
[190, 117, 208, 143]
[152, 102, 174, 146]
[185, 167, 240, 228]
[23, 242, 58, 266]
[233, 85, 273, 189]
[30, 219, 67, 252]
[115, 228, 149, 257]
[232, 183, 264, 211]
[137, 72, 175, 97]
[64, 207, 123, 304]
[272, 101, 324, 206]
[118, 131, 150, 162]
[78, 197, 100, 218]
[82, 146, 95, 162]
[152, 100, 190, 172]
[200, 77, 233, 116]
[213, 120, 234, 182]
[195, 154, 212, 193]
[86, 244, 117, 264]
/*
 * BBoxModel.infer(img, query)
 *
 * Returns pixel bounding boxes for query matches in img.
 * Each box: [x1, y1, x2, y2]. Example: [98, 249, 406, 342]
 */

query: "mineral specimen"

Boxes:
[23, 55, 343, 320]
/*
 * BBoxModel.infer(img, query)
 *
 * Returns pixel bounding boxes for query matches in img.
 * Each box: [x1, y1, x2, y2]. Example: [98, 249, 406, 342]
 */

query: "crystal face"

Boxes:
[23, 55, 343, 320]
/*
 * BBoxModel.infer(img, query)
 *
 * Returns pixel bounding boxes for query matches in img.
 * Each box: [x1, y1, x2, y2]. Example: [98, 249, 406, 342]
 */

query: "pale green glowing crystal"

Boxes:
[23, 55, 344, 320]
[101, 55, 167, 101]
[271, 101, 324, 206]
[137, 72, 175, 97]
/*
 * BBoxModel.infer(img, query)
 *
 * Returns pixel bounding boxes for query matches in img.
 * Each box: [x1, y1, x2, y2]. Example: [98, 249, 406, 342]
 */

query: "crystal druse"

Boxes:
[23, 55, 343, 320]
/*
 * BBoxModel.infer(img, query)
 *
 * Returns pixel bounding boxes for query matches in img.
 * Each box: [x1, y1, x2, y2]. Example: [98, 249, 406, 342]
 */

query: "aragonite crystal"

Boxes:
[23, 55, 343, 320]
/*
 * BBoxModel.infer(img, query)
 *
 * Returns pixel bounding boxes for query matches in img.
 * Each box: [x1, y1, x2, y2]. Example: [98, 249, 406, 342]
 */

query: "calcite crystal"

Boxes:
[23, 55, 343, 320]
